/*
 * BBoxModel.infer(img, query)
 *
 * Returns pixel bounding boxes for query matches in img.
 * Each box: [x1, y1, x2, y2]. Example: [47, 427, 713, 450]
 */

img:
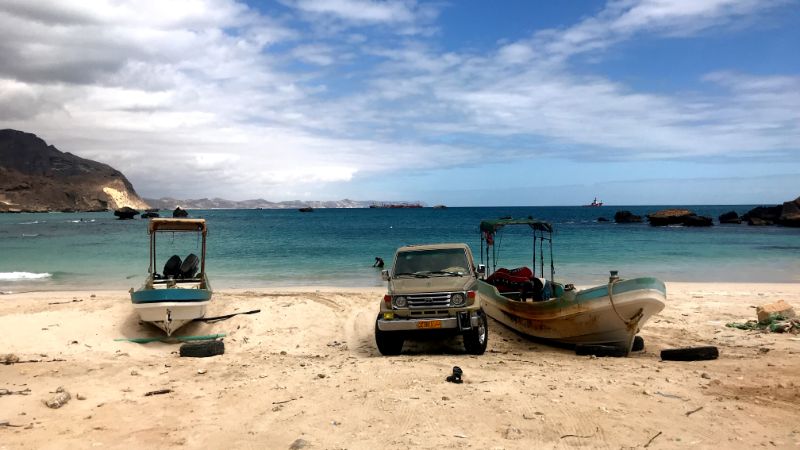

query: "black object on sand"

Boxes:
[446, 366, 463, 384]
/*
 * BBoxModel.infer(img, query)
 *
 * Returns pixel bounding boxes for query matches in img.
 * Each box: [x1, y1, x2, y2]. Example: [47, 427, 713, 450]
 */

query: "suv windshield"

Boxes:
[393, 248, 470, 277]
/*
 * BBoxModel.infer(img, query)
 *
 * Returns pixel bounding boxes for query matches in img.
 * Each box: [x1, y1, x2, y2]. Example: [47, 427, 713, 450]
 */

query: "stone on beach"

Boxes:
[44, 387, 71, 409]
[756, 300, 796, 325]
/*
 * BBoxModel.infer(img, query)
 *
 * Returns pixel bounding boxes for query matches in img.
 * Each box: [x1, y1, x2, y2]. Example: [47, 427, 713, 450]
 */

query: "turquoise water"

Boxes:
[1, 206, 799, 292]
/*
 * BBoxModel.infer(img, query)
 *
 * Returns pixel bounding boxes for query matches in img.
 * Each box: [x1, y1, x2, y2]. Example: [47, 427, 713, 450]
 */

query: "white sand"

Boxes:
[1, 283, 799, 449]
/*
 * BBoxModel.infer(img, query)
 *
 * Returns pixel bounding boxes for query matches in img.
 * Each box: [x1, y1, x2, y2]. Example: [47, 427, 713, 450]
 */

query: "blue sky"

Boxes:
[1, 0, 798, 205]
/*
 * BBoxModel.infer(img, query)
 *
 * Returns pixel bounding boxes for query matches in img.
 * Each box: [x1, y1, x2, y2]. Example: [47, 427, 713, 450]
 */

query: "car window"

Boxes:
[394, 248, 470, 275]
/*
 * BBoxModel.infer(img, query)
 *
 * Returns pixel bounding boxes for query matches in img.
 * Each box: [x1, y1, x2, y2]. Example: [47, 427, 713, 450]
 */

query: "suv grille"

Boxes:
[406, 293, 452, 309]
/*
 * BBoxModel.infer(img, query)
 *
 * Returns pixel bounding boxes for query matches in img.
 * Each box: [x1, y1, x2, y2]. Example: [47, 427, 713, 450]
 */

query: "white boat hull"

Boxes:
[132, 301, 209, 336]
[479, 278, 666, 349]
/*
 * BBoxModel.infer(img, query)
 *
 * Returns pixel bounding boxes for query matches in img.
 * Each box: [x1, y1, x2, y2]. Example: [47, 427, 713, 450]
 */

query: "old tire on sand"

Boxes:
[661, 346, 718, 361]
[179, 340, 225, 358]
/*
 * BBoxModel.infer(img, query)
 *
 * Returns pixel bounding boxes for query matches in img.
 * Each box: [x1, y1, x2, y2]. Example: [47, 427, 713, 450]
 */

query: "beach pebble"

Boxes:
[701, 373, 711, 379]
[289, 438, 309, 450]
[502, 426, 523, 440]
[317, 373, 326, 379]
[197, 369, 207, 375]
[76, 393, 86, 400]
[130, 370, 139, 376]
[44, 387, 71, 409]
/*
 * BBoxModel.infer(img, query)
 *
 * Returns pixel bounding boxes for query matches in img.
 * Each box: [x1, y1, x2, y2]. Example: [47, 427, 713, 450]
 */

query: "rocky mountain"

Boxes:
[144, 197, 386, 210]
[0, 129, 149, 212]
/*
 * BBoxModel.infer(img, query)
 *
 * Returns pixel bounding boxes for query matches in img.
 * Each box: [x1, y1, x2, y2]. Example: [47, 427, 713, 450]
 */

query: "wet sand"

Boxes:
[1, 283, 799, 449]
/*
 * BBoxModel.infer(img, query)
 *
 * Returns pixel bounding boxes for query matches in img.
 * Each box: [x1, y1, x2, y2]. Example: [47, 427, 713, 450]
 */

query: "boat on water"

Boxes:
[477, 218, 665, 353]
[130, 218, 212, 336]
[583, 197, 603, 207]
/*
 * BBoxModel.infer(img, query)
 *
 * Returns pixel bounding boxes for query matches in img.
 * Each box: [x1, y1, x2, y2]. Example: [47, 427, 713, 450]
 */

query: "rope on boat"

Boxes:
[607, 279, 643, 329]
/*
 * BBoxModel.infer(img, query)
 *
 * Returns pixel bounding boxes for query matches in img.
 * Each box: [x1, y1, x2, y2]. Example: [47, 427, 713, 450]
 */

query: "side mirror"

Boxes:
[381, 270, 390, 281]
[477, 264, 486, 275]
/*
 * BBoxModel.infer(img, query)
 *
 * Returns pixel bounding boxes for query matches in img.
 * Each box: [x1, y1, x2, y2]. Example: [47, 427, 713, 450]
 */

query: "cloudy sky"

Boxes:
[1, 0, 798, 205]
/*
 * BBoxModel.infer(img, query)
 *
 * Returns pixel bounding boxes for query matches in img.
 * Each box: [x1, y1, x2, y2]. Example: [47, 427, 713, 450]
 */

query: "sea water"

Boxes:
[1, 206, 798, 292]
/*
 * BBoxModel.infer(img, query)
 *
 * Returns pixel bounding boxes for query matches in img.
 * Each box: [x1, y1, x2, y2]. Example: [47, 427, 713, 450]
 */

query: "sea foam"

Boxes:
[0, 272, 52, 281]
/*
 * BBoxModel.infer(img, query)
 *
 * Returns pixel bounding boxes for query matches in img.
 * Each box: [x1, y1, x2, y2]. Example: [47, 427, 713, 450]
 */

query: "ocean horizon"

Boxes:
[1, 205, 799, 292]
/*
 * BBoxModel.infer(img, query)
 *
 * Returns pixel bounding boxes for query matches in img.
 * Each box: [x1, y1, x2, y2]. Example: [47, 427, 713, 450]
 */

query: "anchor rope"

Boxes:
[607, 279, 642, 327]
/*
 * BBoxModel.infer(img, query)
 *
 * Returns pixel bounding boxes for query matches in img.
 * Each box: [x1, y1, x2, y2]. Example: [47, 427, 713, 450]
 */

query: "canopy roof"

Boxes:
[480, 217, 553, 234]
[148, 218, 207, 234]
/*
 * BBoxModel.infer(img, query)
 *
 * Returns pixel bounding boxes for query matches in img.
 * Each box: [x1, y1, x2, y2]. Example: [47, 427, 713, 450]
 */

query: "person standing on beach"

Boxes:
[373, 257, 384, 268]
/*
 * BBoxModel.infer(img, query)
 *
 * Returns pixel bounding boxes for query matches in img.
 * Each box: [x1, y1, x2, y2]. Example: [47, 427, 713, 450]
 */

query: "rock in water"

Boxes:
[718, 211, 741, 224]
[0, 129, 149, 212]
[778, 196, 800, 227]
[646, 209, 695, 226]
[614, 210, 643, 223]
[742, 205, 782, 225]
[114, 207, 139, 220]
[173, 207, 189, 218]
[683, 215, 713, 227]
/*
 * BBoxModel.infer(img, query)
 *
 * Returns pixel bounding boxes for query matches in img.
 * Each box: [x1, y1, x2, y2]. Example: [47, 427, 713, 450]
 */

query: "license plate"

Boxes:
[417, 320, 442, 329]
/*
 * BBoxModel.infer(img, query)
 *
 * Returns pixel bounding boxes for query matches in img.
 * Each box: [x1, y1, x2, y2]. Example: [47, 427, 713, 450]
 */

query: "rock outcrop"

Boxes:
[646, 209, 713, 227]
[173, 207, 189, 218]
[0, 129, 149, 212]
[114, 207, 139, 220]
[742, 205, 782, 226]
[779, 197, 800, 227]
[718, 211, 741, 224]
[646, 209, 695, 226]
[614, 211, 643, 223]
[682, 215, 713, 227]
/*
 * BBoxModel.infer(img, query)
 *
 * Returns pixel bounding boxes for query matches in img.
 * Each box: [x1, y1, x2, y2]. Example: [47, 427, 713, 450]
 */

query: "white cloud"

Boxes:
[0, 0, 797, 201]
[287, 0, 416, 23]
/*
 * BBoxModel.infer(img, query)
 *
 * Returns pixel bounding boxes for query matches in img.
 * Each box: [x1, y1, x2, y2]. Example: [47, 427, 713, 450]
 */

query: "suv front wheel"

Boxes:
[463, 311, 488, 355]
[375, 318, 404, 356]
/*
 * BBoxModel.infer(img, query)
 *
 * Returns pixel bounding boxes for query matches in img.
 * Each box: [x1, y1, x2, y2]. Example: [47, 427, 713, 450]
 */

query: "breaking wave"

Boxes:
[0, 272, 52, 281]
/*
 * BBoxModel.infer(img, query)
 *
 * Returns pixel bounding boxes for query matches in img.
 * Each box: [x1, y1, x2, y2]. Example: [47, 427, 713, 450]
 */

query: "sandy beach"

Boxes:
[1, 283, 799, 449]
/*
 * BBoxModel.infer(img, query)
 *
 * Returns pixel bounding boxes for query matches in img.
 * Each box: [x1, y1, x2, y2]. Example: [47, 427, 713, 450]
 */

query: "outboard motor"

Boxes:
[180, 253, 200, 279]
[163, 255, 182, 278]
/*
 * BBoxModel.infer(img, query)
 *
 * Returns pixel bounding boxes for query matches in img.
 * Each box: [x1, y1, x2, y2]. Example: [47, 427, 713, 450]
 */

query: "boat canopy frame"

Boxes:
[147, 218, 207, 277]
[479, 217, 555, 282]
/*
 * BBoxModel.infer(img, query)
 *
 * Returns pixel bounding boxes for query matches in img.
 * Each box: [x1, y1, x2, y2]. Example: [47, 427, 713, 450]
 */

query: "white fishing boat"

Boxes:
[130, 218, 212, 336]
[477, 218, 665, 353]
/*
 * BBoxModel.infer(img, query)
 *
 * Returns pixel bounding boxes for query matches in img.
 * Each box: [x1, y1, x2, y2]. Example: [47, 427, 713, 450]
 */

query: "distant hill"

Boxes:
[144, 197, 398, 210]
[0, 129, 149, 212]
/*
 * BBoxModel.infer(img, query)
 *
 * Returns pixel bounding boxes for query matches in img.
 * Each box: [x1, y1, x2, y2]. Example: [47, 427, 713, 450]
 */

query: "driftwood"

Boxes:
[0, 420, 25, 428]
[644, 431, 663, 448]
[0, 388, 31, 396]
[144, 389, 172, 397]
[272, 398, 296, 405]
[48, 299, 83, 305]
[685, 406, 704, 416]
[2, 358, 66, 365]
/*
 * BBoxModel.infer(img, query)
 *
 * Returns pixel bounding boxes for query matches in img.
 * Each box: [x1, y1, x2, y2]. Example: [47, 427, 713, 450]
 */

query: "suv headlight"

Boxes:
[450, 293, 465, 306]
[393, 296, 407, 308]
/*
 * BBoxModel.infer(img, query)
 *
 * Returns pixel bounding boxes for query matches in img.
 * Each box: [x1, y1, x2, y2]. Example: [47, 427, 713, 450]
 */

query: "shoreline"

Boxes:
[1, 283, 799, 448]
[2, 280, 800, 295]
